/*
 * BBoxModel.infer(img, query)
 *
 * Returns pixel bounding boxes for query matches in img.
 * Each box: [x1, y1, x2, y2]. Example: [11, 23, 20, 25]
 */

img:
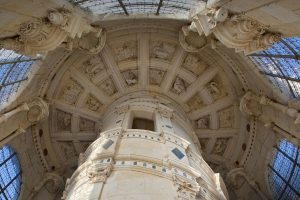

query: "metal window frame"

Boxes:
[268, 141, 300, 199]
[0, 147, 21, 200]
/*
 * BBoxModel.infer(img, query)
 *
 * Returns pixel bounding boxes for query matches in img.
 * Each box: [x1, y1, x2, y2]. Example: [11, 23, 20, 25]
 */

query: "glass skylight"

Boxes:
[0, 49, 36, 105]
[69, 0, 200, 16]
[0, 145, 21, 200]
[250, 37, 300, 99]
[268, 139, 300, 199]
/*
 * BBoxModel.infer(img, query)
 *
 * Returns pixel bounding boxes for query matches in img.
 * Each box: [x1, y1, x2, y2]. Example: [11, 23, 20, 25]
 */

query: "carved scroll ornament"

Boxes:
[0, 9, 106, 56]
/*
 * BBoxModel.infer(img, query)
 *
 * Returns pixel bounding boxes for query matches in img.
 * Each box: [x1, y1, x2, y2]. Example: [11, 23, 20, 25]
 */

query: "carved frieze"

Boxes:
[114, 41, 137, 62]
[98, 78, 117, 96]
[79, 117, 95, 132]
[123, 70, 138, 86]
[78, 55, 105, 80]
[218, 106, 234, 128]
[60, 79, 83, 105]
[56, 110, 72, 131]
[85, 95, 102, 112]
[149, 69, 165, 85]
[182, 54, 207, 76]
[212, 138, 230, 156]
[151, 41, 176, 61]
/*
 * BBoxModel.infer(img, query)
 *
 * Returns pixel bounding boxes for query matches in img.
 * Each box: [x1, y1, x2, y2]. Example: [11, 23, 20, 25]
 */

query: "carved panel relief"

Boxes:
[79, 118, 95, 132]
[150, 41, 176, 61]
[85, 95, 103, 112]
[58, 142, 78, 160]
[60, 79, 83, 105]
[78, 55, 105, 80]
[182, 54, 208, 76]
[196, 116, 210, 129]
[218, 106, 234, 128]
[199, 138, 209, 151]
[187, 93, 205, 110]
[206, 76, 227, 101]
[171, 77, 189, 95]
[149, 69, 165, 86]
[122, 69, 138, 86]
[97, 78, 117, 96]
[114, 41, 137, 62]
[56, 110, 72, 131]
[211, 138, 230, 156]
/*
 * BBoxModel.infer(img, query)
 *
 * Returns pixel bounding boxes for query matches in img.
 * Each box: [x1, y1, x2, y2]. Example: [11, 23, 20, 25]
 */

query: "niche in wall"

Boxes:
[132, 117, 155, 131]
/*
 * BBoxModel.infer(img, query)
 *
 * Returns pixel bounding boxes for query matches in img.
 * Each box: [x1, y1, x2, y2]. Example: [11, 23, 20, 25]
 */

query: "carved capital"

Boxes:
[173, 175, 199, 200]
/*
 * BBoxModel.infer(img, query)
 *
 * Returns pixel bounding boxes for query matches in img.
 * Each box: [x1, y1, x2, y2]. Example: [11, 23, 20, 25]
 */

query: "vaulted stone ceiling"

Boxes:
[27, 20, 258, 177]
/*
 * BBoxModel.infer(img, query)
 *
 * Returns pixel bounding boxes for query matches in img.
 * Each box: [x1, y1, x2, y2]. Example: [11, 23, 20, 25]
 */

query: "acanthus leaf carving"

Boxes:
[187, 1, 281, 55]
[0, 9, 106, 56]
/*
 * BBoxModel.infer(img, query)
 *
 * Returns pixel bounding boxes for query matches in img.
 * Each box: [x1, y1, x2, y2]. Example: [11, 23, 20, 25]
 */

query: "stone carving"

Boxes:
[151, 41, 176, 61]
[79, 117, 95, 132]
[86, 95, 102, 112]
[123, 70, 138, 86]
[212, 138, 229, 156]
[227, 168, 268, 200]
[98, 78, 117, 96]
[179, 26, 207, 53]
[116, 104, 130, 114]
[0, 9, 106, 56]
[207, 79, 227, 101]
[79, 55, 105, 79]
[172, 77, 187, 94]
[188, 1, 281, 55]
[61, 79, 83, 105]
[196, 116, 209, 129]
[218, 107, 234, 128]
[58, 142, 77, 160]
[115, 41, 137, 61]
[56, 110, 72, 131]
[240, 91, 300, 125]
[87, 163, 112, 183]
[25, 98, 49, 123]
[182, 55, 207, 76]
[187, 93, 205, 110]
[149, 69, 165, 85]
[173, 175, 199, 200]
[199, 138, 209, 151]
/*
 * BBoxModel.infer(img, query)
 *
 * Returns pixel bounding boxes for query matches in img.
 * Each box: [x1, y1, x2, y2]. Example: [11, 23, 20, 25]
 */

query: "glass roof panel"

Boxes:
[69, 0, 201, 16]
[268, 139, 300, 199]
[249, 37, 300, 99]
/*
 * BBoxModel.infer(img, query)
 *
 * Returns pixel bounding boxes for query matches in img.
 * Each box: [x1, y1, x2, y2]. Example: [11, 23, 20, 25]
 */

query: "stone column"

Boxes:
[62, 97, 228, 200]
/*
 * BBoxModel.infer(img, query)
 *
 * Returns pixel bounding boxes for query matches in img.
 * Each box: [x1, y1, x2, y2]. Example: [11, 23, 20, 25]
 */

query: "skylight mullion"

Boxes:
[251, 54, 299, 60]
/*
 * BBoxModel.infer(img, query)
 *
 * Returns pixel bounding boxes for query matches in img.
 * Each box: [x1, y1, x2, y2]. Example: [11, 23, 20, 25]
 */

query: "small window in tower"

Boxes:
[132, 117, 154, 131]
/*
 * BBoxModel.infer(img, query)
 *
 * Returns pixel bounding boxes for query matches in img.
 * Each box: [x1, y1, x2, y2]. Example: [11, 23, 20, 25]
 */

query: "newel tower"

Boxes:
[62, 94, 228, 200]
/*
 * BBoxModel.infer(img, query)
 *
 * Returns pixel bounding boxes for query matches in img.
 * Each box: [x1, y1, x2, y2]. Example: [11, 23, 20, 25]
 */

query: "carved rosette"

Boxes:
[27, 97, 49, 123]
